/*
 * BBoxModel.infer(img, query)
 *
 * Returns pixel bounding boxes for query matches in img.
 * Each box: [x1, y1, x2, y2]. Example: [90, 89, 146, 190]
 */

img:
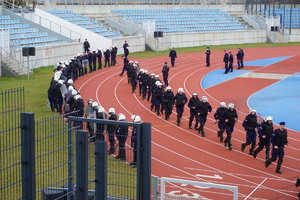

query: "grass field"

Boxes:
[1, 42, 300, 199]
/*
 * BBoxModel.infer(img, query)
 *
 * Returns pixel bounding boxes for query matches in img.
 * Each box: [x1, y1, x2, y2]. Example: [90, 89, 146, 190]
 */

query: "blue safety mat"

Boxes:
[248, 73, 300, 132]
[237, 56, 292, 67]
[202, 69, 252, 89]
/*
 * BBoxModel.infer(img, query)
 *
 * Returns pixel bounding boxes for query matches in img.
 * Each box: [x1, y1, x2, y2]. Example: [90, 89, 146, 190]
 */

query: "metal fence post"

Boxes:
[67, 119, 74, 200]
[21, 112, 36, 200]
[75, 130, 88, 200]
[139, 123, 151, 200]
[95, 140, 107, 200]
[153, 176, 159, 200]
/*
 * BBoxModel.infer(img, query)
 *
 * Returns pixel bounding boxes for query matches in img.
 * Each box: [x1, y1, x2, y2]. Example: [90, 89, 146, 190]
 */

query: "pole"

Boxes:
[27, 56, 30, 80]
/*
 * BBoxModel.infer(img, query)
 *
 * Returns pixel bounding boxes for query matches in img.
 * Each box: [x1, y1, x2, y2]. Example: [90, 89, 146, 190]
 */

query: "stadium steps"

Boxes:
[228, 11, 255, 30]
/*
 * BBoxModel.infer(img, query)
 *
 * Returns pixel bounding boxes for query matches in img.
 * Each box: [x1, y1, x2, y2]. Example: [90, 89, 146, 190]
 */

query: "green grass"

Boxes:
[129, 42, 300, 58]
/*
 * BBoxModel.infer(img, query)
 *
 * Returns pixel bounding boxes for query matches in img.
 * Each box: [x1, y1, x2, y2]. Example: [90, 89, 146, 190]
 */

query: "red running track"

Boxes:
[75, 46, 300, 200]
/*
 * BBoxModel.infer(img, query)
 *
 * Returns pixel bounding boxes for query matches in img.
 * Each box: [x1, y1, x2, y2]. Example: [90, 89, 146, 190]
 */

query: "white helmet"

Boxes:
[108, 108, 115, 114]
[178, 88, 184, 93]
[140, 69, 145, 73]
[98, 106, 105, 113]
[131, 115, 141, 123]
[114, 44, 117, 47]
[150, 73, 155, 76]
[57, 80, 64, 85]
[192, 93, 198, 96]
[249, 109, 257, 114]
[72, 89, 77, 96]
[129, 61, 134, 64]
[135, 61, 139, 64]
[118, 113, 126, 121]
[228, 103, 235, 109]
[157, 82, 163, 87]
[264, 116, 273, 122]
[166, 86, 172, 90]
[155, 81, 161, 86]
[155, 75, 159, 78]
[87, 99, 93, 104]
[97, 47, 101, 50]
[68, 86, 74, 91]
[220, 102, 226, 108]
[67, 79, 73, 85]
[74, 95, 82, 100]
[202, 97, 208, 102]
[201, 96, 207, 99]
[144, 70, 148, 74]
[92, 102, 99, 108]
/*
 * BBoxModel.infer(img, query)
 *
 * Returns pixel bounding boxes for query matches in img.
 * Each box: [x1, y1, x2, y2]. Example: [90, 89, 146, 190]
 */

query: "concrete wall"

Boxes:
[164, 30, 267, 48]
[14, 42, 83, 69]
[285, 29, 300, 42]
[34, 8, 112, 51]
[37, 4, 245, 13]
[112, 35, 146, 54]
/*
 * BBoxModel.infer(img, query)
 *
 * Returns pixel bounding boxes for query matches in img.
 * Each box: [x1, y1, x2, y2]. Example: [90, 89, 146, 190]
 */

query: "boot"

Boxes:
[188, 120, 192, 129]
[177, 115, 181, 126]
[241, 143, 246, 152]
[228, 138, 232, 150]
[150, 105, 154, 111]
[266, 150, 270, 160]
[198, 125, 205, 137]
[253, 149, 258, 158]
[224, 138, 228, 147]
[265, 159, 271, 168]
[276, 160, 283, 174]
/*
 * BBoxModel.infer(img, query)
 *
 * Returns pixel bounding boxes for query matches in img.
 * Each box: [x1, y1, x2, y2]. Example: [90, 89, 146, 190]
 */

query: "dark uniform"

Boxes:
[104, 48, 110, 68]
[214, 105, 227, 142]
[83, 39, 90, 53]
[92, 50, 97, 71]
[111, 46, 117, 66]
[236, 49, 242, 69]
[223, 51, 229, 74]
[241, 113, 258, 155]
[224, 107, 238, 150]
[116, 123, 128, 161]
[147, 75, 156, 102]
[265, 123, 288, 174]
[174, 91, 188, 126]
[162, 63, 169, 87]
[188, 95, 201, 130]
[140, 72, 149, 99]
[205, 48, 211, 67]
[253, 119, 274, 159]
[123, 42, 129, 57]
[162, 88, 175, 120]
[240, 49, 244, 68]
[97, 49, 102, 69]
[195, 100, 212, 137]
[130, 126, 138, 167]
[87, 51, 93, 72]
[107, 113, 117, 155]
[169, 49, 177, 67]
[128, 65, 137, 93]
[74, 96, 84, 130]
[228, 52, 234, 73]
[96, 110, 107, 141]
[151, 84, 164, 116]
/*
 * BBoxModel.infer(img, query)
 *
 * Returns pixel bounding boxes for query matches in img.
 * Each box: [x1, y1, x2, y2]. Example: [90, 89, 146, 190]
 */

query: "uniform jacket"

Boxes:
[242, 114, 258, 131]
[163, 91, 175, 107]
[188, 97, 200, 110]
[169, 50, 177, 58]
[271, 128, 288, 147]
[258, 121, 274, 139]
[223, 53, 229, 63]
[225, 109, 238, 125]
[195, 102, 212, 116]
[214, 107, 227, 123]
[174, 93, 188, 107]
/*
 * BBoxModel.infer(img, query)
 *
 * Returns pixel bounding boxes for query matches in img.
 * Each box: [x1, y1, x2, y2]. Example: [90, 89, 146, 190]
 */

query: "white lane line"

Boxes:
[244, 178, 268, 200]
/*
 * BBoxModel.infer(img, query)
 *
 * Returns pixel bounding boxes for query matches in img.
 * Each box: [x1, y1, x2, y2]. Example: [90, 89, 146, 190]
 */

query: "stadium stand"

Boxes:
[261, 8, 300, 28]
[0, 13, 68, 48]
[48, 10, 123, 38]
[112, 9, 248, 33]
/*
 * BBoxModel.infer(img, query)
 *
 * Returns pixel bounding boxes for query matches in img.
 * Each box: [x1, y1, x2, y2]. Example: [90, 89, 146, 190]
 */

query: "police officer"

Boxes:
[123, 41, 129, 57]
[119, 56, 129, 76]
[295, 178, 300, 199]
[97, 48, 102, 69]
[129, 64, 137, 93]
[82, 52, 89, 74]
[104, 47, 110, 68]
[87, 50, 93, 73]
[228, 52, 234, 73]
[130, 115, 142, 167]
[92, 50, 97, 71]
[83, 39, 90, 53]
[140, 69, 149, 100]
[96, 106, 107, 141]
[110, 45, 116, 66]
[240, 48, 245, 68]
[169, 47, 177, 67]
[188, 93, 200, 130]
[74, 94, 84, 129]
[224, 103, 238, 150]
[223, 50, 229, 74]
[113, 44, 118, 65]
[116, 113, 128, 161]
[236, 48, 242, 70]
[265, 122, 288, 174]
[214, 102, 227, 142]
[162, 62, 169, 87]
[137, 69, 144, 96]
[174, 88, 188, 126]
[205, 47, 211, 67]
[147, 73, 156, 102]
[152, 82, 164, 116]
[126, 61, 134, 84]
[107, 108, 117, 155]
[241, 109, 259, 155]
[196, 96, 212, 137]
[253, 116, 274, 160]
[162, 86, 175, 120]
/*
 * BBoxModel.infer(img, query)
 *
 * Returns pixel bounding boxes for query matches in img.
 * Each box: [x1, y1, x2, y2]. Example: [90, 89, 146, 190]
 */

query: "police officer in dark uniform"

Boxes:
[96, 106, 107, 141]
[265, 122, 288, 174]
[129, 64, 137, 93]
[137, 69, 144, 96]
[214, 102, 227, 142]
[205, 47, 211, 67]
[224, 103, 238, 150]
[147, 73, 156, 102]
[152, 82, 164, 116]
[120, 56, 129, 76]
[87, 50, 93, 72]
[92, 50, 97, 71]
[83, 52, 89, 74]
[116, 113, 128, 161]
[241, 109, 259, 155]
[123, 41, 129, 57]
[74, 94, 85, 130]
[240, 48, 245, 68]
[295, 178, 300, 199]
[140, 69, 149, 100]
[162, 62, 169, 87]
[174, 88, 188, 126]
[111, 45, 118, 66]
[162, 86, 175, 120]
[236, 48, 242, 69]
[196, 96, 212, 137]
[169, 47, 177, 67]
[253, 116, 274, 160]
[130, 115, 142, 167]
[223, 50, 229, 74]
[104, 47, 110, 68]
[228, 51, 234, 73]
[83, 39, 90, 53]
[107, 108, 117, 155]
[188, 93, 200, 130]
[97, 48, 102, 69]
